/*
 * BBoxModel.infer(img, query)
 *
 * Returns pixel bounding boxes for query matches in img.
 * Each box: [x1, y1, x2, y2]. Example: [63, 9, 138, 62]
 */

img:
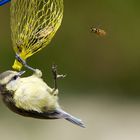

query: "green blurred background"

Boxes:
[1, 0, 140, 140]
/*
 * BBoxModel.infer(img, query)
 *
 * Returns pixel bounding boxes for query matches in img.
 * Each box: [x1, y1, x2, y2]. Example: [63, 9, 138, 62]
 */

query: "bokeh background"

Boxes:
[0, 0, 140, 140]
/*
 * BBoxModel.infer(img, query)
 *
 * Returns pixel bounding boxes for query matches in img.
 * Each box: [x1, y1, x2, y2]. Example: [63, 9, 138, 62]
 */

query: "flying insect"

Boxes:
[90, 26, 106, 36]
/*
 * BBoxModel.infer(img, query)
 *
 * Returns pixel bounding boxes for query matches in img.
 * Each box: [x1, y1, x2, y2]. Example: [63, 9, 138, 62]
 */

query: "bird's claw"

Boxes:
[52, 64, 66, 90]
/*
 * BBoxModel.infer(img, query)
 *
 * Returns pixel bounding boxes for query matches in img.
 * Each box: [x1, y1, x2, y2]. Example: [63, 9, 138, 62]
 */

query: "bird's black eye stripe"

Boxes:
[12, 75, 18, 80]
[7, 75, 19, 84]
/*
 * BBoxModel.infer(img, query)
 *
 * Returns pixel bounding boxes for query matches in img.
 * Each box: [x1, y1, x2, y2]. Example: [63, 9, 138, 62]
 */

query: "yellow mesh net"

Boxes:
[10, 0, 64, 71]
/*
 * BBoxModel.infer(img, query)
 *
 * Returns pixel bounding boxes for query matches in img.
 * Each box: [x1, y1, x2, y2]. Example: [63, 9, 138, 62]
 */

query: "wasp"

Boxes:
[90, 27, 106, 36]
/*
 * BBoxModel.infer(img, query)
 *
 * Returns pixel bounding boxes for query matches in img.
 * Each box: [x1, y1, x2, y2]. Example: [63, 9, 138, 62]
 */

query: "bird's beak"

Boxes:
[18, 71, 26, 76]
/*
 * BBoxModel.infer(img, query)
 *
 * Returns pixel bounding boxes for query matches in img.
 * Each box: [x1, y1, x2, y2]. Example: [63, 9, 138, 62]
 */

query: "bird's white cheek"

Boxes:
[6, 80, 20, 91]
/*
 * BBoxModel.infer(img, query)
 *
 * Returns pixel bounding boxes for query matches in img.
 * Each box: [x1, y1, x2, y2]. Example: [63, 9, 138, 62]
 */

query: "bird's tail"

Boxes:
[55, 108, 85, 128]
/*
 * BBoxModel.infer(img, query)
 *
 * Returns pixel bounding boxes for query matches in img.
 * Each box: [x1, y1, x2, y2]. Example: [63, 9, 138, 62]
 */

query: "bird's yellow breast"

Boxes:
[6, 75, 59, 113]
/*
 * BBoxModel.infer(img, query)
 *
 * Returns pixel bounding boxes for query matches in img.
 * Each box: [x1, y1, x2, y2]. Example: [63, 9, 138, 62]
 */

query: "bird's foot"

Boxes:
[52, 64, 66, 90]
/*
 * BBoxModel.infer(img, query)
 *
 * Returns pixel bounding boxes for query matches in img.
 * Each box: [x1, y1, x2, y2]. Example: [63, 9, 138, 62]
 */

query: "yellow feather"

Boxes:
[6, 75, 59, 112]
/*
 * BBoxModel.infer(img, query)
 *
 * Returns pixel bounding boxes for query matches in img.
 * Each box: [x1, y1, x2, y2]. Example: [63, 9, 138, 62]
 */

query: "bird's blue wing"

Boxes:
[0, 0, 10, 6]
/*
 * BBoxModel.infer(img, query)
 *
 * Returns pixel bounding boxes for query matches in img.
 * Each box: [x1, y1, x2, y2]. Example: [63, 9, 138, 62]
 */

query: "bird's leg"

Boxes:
[52, 64, 58, 90]
[52, 64, 66, 90]
[15, 53, 36, 72]
[15, 53, 42, 77]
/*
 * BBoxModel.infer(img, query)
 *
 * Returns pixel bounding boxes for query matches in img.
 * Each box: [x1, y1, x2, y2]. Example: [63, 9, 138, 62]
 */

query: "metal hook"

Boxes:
[0, 0, 11, 6]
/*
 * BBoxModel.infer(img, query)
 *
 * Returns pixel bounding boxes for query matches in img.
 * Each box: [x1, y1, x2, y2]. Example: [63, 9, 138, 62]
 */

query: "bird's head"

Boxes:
[0, 70, 25, 86]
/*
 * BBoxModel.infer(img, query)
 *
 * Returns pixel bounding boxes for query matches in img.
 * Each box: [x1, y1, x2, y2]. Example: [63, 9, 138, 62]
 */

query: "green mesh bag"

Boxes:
[10, 0, 63, 71]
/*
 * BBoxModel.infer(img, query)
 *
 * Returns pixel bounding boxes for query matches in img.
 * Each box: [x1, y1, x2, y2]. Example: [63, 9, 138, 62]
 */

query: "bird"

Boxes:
[0, 54, 85, 128]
